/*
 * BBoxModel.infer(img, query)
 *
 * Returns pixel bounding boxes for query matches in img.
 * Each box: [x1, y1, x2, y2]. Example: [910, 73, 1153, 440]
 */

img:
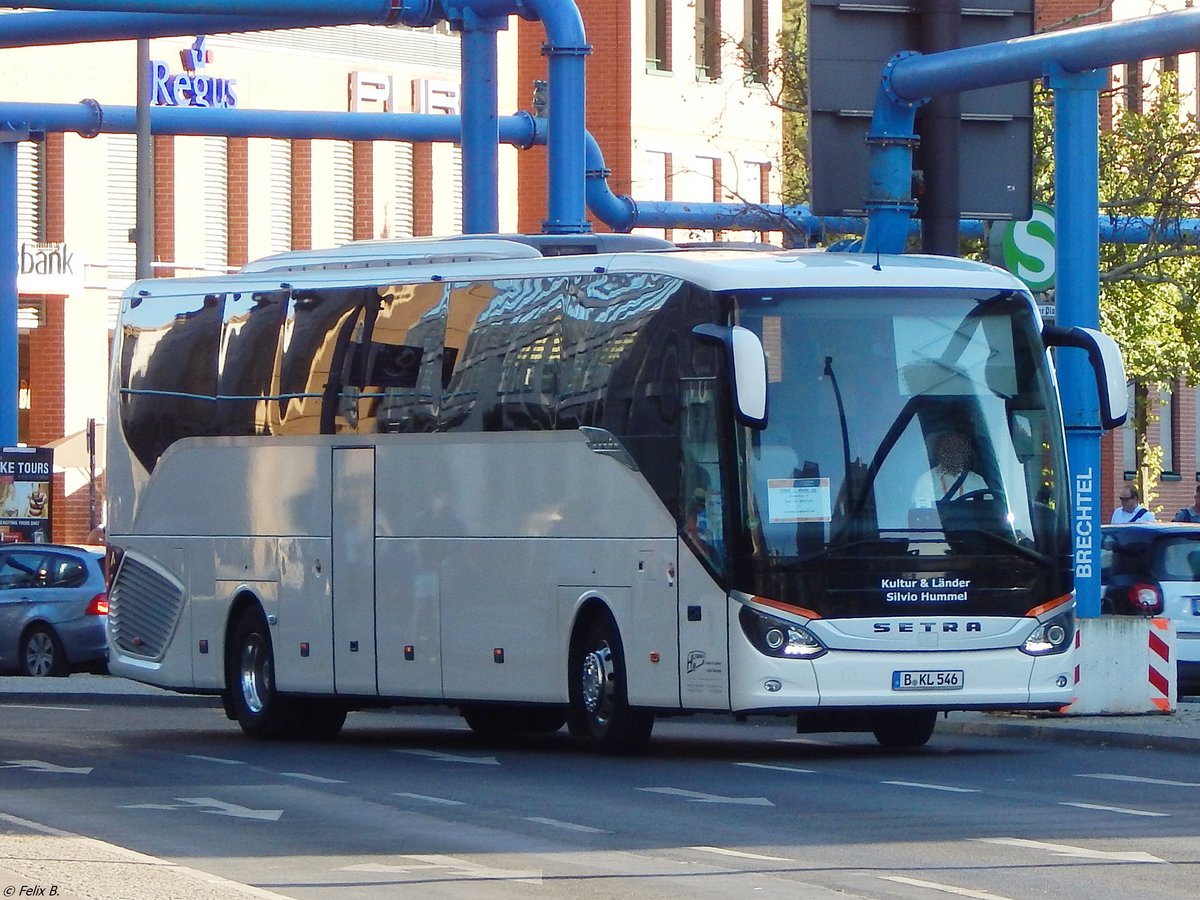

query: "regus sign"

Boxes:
[991, 202, 1056, 292]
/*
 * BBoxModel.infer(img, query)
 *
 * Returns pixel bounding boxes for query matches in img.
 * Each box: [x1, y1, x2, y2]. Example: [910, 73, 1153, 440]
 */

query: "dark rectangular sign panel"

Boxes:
[808, 0, 1035, 220]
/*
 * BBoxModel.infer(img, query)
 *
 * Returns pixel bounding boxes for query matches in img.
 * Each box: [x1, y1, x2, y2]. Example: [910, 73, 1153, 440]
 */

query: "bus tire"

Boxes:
[568, 615, 654, 754]
[291, 699, 347, 741]
[872, 710, 937, 749]
[225, 607, 296, 739]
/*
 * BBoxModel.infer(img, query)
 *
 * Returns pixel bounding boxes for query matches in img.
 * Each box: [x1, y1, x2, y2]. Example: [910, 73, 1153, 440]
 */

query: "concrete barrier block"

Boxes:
[1062, 616, 1176, 715]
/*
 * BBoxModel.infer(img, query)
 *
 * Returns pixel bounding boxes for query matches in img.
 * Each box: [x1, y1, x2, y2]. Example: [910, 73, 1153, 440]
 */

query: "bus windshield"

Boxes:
[729, 287, 1071, 618]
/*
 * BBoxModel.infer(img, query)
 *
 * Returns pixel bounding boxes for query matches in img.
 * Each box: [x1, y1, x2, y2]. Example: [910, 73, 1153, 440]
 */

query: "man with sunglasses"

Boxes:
[1111, 485, 1155, 524]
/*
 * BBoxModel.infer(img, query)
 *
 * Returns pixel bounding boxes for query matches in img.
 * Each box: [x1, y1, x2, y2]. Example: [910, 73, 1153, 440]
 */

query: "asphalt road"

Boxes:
[2, 693, 1199, 899]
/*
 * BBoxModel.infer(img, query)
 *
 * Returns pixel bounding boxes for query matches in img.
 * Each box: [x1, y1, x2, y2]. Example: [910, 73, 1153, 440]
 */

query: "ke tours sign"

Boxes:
[0, 447, 52, 543]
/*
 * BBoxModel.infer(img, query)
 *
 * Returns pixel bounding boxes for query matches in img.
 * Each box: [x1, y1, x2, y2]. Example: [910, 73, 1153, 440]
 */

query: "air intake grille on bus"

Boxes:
[109, 556, 185, 661]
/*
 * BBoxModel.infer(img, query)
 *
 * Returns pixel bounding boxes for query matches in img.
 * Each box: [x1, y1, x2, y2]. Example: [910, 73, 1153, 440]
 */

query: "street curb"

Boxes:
[0, 692, 221, 708]
[939, 718, 1200, 753]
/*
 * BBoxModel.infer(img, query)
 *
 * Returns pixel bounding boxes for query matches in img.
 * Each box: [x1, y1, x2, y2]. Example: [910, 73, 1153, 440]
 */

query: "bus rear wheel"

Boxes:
[226, 607, 297, 739]
[568, 615, 653, 754]
[872, 710, 937, 749]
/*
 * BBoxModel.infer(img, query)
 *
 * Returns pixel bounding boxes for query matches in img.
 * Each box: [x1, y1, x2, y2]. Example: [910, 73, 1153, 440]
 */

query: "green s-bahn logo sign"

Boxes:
[990, 202, 1056, 293]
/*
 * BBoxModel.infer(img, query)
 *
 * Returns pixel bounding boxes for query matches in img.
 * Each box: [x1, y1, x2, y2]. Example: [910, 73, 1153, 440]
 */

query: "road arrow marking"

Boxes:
[974, 837, 1165, 863]
[2, 759, 93, 775]
[176, 797, 283, 821]
[341, 855, 540, 884]
[123, 798, 283, 821]
[638, 787, 774, 807]
[393, 749, 500, 765]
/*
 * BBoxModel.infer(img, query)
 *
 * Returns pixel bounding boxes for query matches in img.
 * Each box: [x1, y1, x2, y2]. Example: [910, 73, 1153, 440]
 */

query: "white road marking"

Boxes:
[2, 759, 92, 774]
[877, 874, 1013, 899]
[736, 762, 817, 774]
[393, 792, 466, 806]
[1059, 801, 1169, 817]
[882, 780, 980, 794]
[691, 846, 792, 862]
[974, 837, 1166, 863]
[279, 772, 346, 784]
[187, 754, 245, 765]
[526, 816, 611, 834]
[2, 703, 91, 712]
[394, 748, 500, 765]
[341, 854, 540, 884]
[638, 787, 774, 806]
[124, 798, 283, 821]
[1076, 772, 1200, 788]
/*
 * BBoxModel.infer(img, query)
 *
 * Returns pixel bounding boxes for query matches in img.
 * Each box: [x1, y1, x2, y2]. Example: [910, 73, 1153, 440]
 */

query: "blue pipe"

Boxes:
[887, 10, 1200, 102]
[0, 101, 542, 145]
[0, 1, 398, 17]
[0, 11, 360, 45]
[459, 20, 503, 233]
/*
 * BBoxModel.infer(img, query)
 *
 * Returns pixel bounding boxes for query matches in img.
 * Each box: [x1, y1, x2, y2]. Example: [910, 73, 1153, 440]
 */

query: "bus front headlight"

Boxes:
[1020, 609, 1075, 656]
[739, 606, 826, 659]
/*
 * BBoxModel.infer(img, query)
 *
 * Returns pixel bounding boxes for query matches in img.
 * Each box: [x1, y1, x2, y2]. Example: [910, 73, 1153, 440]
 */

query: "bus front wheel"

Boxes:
[568, 615, 653, 754]
[872, 709, 937, 749]
[226, 607, 296, 739]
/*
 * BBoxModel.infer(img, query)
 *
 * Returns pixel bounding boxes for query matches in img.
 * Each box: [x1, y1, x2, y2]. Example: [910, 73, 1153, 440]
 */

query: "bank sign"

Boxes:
[150, 36, 238, 108]
[17, 241, 84, 295]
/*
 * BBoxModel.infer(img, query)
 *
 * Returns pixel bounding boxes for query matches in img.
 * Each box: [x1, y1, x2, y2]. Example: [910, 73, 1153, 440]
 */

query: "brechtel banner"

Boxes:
[0, 446, 52, 543]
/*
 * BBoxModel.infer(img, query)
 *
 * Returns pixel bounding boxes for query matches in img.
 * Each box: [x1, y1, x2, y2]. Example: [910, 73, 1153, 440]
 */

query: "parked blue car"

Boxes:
[0, 544, 108, 676]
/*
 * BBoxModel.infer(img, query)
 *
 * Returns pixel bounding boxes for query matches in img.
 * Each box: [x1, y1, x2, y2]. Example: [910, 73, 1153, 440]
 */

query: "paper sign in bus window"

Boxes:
[767, 477, 831, 523]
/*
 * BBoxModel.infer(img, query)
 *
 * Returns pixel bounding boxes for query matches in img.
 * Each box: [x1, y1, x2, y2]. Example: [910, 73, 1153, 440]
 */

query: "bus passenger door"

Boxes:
[332, 446, 378, 694]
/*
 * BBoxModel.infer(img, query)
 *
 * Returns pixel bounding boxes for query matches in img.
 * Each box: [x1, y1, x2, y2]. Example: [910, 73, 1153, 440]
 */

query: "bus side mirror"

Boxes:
[1042, 325, 1128, 429]
[693, 324, 768, 428]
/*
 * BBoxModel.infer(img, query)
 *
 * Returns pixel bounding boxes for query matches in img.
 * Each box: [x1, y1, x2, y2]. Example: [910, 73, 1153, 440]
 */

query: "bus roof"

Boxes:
[125, 237, 1029, 300]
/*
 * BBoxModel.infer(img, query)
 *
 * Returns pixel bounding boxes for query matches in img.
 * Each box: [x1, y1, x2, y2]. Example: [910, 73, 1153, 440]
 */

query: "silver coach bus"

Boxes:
[105, 235, 1123, 751]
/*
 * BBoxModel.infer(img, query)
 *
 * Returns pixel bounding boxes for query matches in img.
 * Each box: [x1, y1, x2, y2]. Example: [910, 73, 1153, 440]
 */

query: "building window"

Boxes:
[696, 0, 720, 80]
[647, 0, 671, 73]
[743, 0, 768, 85]
[1125, 60, 1144, 114]
[16, 141, 44, 247]
[1123, 381, 1137, 478]
[1160, 385, 1176, 476]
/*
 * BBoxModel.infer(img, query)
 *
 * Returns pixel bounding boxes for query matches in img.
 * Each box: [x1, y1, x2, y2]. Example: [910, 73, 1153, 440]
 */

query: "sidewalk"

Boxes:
[4, 673, 1199, 751]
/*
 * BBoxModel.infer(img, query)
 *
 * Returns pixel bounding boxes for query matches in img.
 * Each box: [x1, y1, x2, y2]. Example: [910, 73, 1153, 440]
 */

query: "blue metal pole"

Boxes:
[460, 21, 502, 233]
[0, 138, 17, 446]
[1051, 66, 1108, 619]
[524, 0, 591, 234]
[861, 55, 925, 256]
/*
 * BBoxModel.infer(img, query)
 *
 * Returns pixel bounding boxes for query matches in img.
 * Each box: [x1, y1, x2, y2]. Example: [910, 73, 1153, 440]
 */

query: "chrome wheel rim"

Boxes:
[239, 633, 271, 714]
[581, 641, 615, 723]
[24, 632, 54, 676]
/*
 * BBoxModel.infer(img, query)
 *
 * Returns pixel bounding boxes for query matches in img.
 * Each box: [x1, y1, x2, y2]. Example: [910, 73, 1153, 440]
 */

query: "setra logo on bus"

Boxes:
[873, 621, 983, 633]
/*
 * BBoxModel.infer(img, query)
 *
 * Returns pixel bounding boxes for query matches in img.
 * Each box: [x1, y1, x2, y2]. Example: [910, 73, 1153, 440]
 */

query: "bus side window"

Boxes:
[119, 292, 223, 472]
[371, 282, 448, 433]
[216, 291, 287, 436]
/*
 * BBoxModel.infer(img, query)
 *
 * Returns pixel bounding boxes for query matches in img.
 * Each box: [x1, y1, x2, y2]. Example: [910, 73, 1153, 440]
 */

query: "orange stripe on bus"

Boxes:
[1025, 594, 1073, 618]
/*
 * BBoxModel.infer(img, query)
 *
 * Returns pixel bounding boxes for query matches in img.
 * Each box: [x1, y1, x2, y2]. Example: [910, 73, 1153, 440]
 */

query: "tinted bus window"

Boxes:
[119, 292, 223, 471]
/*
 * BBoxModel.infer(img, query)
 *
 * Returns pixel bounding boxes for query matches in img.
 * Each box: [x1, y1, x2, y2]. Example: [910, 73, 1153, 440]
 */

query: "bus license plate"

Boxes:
[892, 669, 964, 691]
